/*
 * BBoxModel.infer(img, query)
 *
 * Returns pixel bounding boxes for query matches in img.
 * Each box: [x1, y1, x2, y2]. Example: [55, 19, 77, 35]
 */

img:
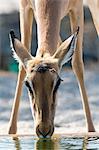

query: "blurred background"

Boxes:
[0, 0, 98, 72]
[0, 0, 99, 135]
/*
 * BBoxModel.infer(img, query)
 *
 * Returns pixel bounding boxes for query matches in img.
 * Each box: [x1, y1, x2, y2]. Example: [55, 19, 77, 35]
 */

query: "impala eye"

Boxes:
[53, 77, 63, 94]
[25, 80, 33, 95]
[49, 68, 63, 93]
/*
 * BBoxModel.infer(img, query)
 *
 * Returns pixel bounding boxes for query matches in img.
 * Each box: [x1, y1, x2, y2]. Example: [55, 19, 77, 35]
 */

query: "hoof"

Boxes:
[8, 125, 17, 134]
[88, 126, 95, 132]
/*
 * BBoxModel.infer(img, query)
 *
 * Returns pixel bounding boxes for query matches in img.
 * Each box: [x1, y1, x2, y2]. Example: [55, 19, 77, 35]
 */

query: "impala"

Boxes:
[8, 0, 99, 138]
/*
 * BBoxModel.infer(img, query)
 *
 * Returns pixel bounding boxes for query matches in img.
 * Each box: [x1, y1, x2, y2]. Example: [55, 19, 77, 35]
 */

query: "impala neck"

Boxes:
[35, 0, 62, 56]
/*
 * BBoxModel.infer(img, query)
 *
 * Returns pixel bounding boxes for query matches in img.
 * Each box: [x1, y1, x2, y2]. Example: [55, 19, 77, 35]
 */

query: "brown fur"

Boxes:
[8, 0, 99, 137]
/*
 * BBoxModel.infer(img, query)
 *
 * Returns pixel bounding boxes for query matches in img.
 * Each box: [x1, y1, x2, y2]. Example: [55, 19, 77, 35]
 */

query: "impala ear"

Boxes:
[53, 27, 79, 67]
[9, 30, 33, 68]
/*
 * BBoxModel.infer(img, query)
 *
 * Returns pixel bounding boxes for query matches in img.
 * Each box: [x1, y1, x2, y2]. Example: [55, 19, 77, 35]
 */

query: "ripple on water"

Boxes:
[0, 136, 99, 150]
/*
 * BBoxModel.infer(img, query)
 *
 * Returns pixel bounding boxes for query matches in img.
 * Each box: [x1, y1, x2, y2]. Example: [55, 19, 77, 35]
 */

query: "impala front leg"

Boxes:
[8, 0, 33, 134]
[70, 1, 95, 132]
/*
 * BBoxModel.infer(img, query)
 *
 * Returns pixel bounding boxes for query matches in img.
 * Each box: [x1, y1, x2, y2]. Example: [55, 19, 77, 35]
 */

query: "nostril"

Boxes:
[39, 128, 51, 138]
[36, 125, 51, 138]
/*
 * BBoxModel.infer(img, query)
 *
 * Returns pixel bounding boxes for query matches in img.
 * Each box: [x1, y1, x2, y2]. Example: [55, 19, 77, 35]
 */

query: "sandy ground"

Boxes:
[0, 63, 99, 135]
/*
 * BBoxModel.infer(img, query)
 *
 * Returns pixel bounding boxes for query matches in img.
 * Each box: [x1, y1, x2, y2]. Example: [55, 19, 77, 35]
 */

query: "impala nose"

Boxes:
[36, 124, 54, 138]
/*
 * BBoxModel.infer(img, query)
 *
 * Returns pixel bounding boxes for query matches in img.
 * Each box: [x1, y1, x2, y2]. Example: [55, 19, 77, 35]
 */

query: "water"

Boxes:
[0, 135, 99, 150]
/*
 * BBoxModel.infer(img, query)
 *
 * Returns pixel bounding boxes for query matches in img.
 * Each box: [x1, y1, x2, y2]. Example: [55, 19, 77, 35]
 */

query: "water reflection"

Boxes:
[82, 136, 88, 150]
[13, 137, 21, 150]
[11, 135, 99, 150]
[35, 138, 59, 150]
[13, 136, 59, 150]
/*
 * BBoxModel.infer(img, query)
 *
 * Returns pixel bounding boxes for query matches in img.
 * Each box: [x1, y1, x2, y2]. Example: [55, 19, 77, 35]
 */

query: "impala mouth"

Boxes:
[36, 125, 54, 138]
[38, 128, 51, 138]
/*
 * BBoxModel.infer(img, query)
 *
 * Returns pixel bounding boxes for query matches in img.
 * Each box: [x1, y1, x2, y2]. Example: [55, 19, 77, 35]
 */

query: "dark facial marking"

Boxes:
[33, 63, 51, 73]
[25, 80, 33, 95]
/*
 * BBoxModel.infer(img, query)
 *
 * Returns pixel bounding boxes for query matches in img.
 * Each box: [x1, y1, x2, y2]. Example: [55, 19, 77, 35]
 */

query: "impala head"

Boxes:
[9, 28, 79, 138]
